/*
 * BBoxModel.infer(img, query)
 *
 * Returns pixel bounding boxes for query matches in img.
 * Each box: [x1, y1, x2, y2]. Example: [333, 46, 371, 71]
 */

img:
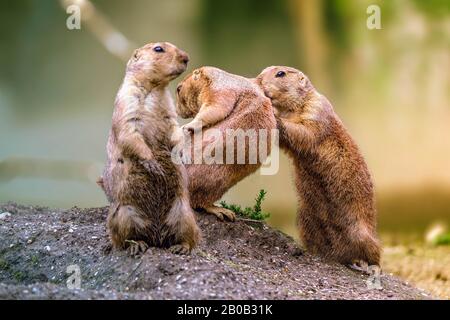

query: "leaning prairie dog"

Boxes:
[256, 66, 381, 267]
[176, 66, 276, 221]
[98, 42, 200, 256]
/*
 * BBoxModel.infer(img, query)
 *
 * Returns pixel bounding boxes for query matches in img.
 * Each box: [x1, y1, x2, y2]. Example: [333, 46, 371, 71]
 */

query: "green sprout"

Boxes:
[220, 189, 271, 221]
[434, 233, 450, 246]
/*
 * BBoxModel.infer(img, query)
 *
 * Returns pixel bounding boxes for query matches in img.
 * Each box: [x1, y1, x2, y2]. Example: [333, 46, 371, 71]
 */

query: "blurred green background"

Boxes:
[1, 0, 449, 298]
[0, 0, 449, 237]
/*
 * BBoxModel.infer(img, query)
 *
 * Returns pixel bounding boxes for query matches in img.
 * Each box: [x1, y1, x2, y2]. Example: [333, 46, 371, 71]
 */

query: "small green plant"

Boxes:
[434, 233, 450, 246]
[220, 189, 270, 221]
[0, 258, 9, 270]
[13, 270, 27, 282]
[30, 255, 39, 266]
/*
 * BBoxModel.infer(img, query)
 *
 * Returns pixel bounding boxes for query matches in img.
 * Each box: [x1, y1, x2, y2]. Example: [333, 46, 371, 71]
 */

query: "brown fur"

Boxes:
[98, 42, 200, 254]
[256, 66, 380, 266]
[176, 67, 277, 220]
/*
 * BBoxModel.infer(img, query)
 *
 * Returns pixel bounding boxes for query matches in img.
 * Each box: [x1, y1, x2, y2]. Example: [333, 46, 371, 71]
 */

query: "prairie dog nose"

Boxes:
[179, 52, 189, 64]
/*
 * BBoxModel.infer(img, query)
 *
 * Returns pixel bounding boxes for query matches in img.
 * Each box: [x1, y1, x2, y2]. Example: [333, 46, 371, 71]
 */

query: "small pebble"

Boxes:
[0, 212, 11, 220]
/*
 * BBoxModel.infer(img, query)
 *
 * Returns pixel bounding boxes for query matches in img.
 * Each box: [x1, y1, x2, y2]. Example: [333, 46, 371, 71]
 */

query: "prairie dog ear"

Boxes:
[193, 69, 202, 81]
[127, 49, 142, 68]
[132, 49, 141, 61]
[299, 74, 307, 87]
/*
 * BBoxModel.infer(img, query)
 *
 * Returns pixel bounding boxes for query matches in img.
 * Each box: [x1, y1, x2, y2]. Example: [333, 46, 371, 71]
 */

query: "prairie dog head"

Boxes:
[176, 67, 211, 118]
[176, 66, 247, 119]
[126, 42, 189, 85]
[256, 66, 315, 113]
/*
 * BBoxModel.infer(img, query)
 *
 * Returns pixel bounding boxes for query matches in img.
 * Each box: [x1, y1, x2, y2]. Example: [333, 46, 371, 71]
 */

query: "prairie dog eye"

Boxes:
[153, 46, 165, 53]
[176, 84, 182, 94]
[275, 71, 286, 78]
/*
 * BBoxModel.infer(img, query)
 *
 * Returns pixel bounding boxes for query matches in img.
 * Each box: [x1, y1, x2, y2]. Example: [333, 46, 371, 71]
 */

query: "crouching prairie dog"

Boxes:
[176, 67, 276, 221]
[98, 42, 200, 256]
[256, 66, 381, 266]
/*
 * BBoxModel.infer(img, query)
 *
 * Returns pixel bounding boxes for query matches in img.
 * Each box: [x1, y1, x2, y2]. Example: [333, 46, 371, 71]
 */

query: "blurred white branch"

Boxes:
[60, 0, 135, 62]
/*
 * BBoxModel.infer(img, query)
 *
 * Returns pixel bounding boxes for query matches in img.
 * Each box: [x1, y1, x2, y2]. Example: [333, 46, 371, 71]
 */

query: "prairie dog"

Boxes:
[98, 42, 200, 255]
[176, 67, 276, 221]
[256, 66, 380, 266]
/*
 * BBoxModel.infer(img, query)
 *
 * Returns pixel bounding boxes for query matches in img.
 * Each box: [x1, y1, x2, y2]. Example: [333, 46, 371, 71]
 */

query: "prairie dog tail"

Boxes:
[349, 223, 381, 266]
[165, 183, 201, 250]
[358, 234, 381, 266]
[107, 204, 149, 249]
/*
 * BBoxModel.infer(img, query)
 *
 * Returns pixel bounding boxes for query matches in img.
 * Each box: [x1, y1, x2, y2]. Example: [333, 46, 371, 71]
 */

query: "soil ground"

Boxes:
[0, 203, 432, 300]
[382, 239, 450, 299]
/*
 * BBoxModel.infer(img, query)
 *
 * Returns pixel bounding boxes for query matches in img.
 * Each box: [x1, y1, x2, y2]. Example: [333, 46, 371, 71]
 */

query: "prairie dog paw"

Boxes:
[126, 240, 149, 257]
[181, 125, 194, 136]
[349, 260, 371, 274]
[205, 205, 236, 222]
[169, 243, 191, 255]
[182, 121, 202, 135]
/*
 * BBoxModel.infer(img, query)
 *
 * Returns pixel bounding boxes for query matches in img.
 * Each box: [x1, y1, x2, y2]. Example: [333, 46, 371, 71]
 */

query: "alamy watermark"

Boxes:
[66, 4, 81, 30]
[367, 4, 382, 30]
[66, 264, 81, 289]
[366, 265, 382, 290]
[170, 121, 280, 176]
[116, 92, 281, 175]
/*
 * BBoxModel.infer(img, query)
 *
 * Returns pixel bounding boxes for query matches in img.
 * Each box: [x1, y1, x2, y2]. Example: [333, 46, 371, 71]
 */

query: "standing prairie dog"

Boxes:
[176, 67, 276, 221]
[98, 42, 200, 256]
[256, 66, 381, 266]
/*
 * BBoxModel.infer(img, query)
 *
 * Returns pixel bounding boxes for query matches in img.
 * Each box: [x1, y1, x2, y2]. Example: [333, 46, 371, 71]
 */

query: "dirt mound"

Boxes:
[0, 203, 431, 300]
